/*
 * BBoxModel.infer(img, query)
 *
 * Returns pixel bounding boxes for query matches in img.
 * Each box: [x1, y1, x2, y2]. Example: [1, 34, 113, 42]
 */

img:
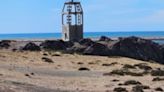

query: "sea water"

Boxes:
[0, 31, 164, 44]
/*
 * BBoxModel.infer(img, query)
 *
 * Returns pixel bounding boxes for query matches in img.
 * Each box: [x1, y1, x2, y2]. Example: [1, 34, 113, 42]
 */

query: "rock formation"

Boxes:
[40, 40, 73, 51]
[0, 40, 11, 49]
[10, 36, 164, 64]
[22, 42, 41, 51]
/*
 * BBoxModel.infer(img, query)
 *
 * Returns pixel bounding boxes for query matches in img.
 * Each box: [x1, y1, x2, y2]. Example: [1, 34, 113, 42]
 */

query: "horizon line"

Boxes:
[0, 31, 164, 35]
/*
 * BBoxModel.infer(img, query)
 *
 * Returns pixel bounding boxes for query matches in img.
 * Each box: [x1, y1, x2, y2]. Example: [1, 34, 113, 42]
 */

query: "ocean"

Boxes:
[0, 31, 164, 44]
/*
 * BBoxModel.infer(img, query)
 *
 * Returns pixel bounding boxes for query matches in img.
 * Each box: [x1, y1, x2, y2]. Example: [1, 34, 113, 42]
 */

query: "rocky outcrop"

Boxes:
[66, 38, 95, 53]
[0, 40, 11, 49]
[17, 36, 164, 64]
[78, 38, 95, 46]
[83, 42, 109, 56]
[99, 36, 112, 42]
[40, 40, 73, 51]
[68, 36, 164, 64]
[108, 36, 164, 64]
[22, 42, 41, 51]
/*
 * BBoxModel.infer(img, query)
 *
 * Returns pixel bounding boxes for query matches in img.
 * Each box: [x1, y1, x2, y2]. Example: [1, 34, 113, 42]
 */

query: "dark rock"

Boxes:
[66, 38, 95, 54]
[118, 83, 124, 86]
[99, 36, 112, 42]
[12, 48, 17, 52]
[0, 40, 11, 49]
[79, 38, 95, 46]
[102, 63, 113, 66]
[65, 36, 164, 64]
[102, 64, 111, 66]
[22, 42, 41, 51]
[40, 40, 73, 51]
[102, 62, 118, 66]
[132, 85, 144, 92]
[51, 53, 61, 56]
[104, 69, 144, 76]
[42, 57, 54, 63]
[30, 73, 35, 75]
[25, 74, 30, 77]
[67, 43, 87, 53]
[134, 63, 152, 71]
[155, 87, 163, 91]
[123, 80, 141, 85]
[152, 77, 164, 81]
[83, 43, 109, 56]
[108, 36, 164, 64]
[77, 62, 84, 65]
[140, 85, 150, 89]
[113, 87, 128, 92]
[133, 85, 150, 90]
[123, 64, 136, 69]
[43, 53, 48, 56]
[151, 69, 164, 76]
[111, 79, 119, 82]
[103, 70, 125, 76]
[78, 67, 90, 71]
[71, 36, 164, 64]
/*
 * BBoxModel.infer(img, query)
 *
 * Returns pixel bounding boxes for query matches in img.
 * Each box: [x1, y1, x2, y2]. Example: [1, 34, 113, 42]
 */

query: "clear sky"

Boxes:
[0, 0, 164, 34]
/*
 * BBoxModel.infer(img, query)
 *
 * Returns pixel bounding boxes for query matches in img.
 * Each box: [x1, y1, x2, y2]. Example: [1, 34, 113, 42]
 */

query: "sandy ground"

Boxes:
[0, 50, 163, 92]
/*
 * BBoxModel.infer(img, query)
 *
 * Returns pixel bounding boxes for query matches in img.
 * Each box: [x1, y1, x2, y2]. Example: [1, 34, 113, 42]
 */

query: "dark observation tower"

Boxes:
[62, 0, 83, 41]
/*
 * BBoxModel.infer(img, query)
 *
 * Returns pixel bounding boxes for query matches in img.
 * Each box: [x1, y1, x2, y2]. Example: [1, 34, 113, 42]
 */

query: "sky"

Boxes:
[0, 0, 164, 34]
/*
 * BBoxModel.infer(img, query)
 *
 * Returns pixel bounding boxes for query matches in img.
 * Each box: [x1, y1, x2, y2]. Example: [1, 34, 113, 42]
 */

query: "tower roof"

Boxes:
[65, 0, 80, 4]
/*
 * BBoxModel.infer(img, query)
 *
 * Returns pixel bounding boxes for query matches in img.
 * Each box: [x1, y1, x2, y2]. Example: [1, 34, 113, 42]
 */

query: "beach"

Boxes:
[0, 37, 164, 92]
[0, 50, 164, 92]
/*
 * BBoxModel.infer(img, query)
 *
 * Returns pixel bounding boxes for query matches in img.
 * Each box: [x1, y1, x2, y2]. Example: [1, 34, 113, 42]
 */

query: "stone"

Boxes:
[42, 57, 54, 63]
[67, 43, 88, 54]
[134, 63, 152, 71]
[25, 74, 30, 77]
[111, 79, 119, 82]
[123, 64, 136, 69]
[132, 85, 144, 92]
[40, 40, 72, 51]
[22, 42, 41, 51]
[43, 53, 48, 56]
[123, 80, 141, 85]
[136, 85, 150, 89]
[155, 87, 163, 91]
[152, 77, 164, 81]
[83, 42, 109, 56]
[102, 62, 118, 66]
[65, 36, 164, 64]
[78, 67, 90, 71]
[66, 38, 95, 54]
[99, 36, 112, 42]
[0, 40, 11, 49]
[151, 69, 164, 76]
[79, 38, 95, 46]
[108, 36, 164, 64]
[104, 69, 144, 76]
[30, 73, 35, 75]
[77, 62, 84, 65]
[69, 36, 164, 64]
[113, 87, 128, 92]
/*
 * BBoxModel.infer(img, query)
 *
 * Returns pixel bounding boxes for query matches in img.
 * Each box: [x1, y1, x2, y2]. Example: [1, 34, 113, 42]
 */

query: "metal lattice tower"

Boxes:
[62, 0, 83, 41]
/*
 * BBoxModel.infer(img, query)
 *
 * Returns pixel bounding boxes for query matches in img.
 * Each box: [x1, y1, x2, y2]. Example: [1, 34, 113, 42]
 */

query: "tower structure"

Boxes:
[62, 0, 83, 41]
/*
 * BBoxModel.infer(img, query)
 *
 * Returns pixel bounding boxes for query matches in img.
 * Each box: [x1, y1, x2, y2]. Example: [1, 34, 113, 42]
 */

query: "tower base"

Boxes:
[62, 25, 83, 41]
